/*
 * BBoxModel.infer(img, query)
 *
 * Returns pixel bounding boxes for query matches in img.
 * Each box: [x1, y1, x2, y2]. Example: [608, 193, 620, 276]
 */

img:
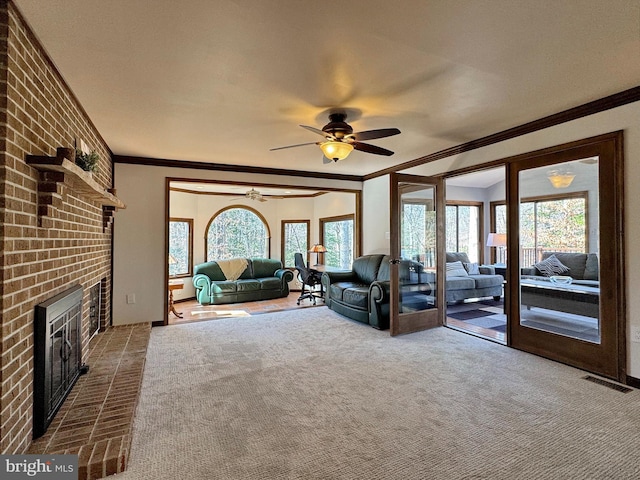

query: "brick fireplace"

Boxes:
[0, 0, 117, 456]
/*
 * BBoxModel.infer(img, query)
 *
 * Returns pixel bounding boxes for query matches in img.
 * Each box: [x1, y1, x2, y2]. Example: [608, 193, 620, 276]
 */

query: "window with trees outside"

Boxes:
[493, 192, 587, 266]
[402, 200, 436, 267]
[206, 206, 270, 260]
[169, 218, 193, 278]
[281, 220, 310, 268]
[445, 203, 482, 263]
[320, 215, 354, 269]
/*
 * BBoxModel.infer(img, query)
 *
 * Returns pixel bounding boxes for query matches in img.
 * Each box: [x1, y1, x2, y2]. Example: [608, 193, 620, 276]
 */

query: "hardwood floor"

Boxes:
[446, 316, 505, 343]
[169, 291, 322, 325]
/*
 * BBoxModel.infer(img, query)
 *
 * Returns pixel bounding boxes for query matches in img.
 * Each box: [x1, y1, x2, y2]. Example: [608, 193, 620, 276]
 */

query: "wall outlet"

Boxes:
[126, 294, 136, 304]
[631, 326, 640, 343]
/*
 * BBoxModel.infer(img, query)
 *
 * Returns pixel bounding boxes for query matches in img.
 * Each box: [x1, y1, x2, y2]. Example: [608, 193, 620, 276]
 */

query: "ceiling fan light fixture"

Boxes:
[547, 170, 575, 188]
[320, 141, 354, 162]
[246, 188, 263, 201]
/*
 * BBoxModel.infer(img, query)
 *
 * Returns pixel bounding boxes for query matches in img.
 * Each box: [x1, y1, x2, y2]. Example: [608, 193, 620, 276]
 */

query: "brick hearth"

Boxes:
[29, 323, 151, 479]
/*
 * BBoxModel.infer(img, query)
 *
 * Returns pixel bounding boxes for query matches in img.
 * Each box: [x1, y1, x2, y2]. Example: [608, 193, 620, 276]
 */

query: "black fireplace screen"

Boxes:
[33, 284, 83, 439]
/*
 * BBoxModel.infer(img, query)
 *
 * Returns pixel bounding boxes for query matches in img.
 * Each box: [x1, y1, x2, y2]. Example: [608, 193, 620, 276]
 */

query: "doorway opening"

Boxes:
[444, 167, 507, 344]
[166, 179, 360, 325]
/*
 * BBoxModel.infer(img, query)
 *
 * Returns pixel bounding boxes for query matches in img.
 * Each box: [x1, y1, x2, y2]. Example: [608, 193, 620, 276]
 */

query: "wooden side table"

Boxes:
[168, 280, 184, 318]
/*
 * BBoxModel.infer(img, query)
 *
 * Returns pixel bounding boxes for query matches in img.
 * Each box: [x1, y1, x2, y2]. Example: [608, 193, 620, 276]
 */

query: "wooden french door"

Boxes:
[507, 132, 625, 381]
[389, 173, 445, 336]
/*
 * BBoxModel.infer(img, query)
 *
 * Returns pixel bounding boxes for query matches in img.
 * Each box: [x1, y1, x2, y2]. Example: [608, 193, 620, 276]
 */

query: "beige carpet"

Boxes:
[114, 308, 640, 479]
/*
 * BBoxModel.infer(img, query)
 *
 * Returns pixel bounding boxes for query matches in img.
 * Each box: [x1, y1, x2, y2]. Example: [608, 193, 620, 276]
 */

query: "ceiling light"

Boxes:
[547, 170, 575, 188]
[320, 141, 354, 162]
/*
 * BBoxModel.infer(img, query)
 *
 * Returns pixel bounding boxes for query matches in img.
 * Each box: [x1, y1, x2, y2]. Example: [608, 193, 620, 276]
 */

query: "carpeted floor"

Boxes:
[114, 308, 640, 480]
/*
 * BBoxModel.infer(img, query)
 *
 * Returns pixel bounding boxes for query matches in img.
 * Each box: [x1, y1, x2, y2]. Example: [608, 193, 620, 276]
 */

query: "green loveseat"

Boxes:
[193, 258, 293, 305]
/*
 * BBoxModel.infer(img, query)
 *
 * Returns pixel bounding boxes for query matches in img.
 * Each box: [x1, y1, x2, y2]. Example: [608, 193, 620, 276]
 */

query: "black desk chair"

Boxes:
[294, 253, 322, 305]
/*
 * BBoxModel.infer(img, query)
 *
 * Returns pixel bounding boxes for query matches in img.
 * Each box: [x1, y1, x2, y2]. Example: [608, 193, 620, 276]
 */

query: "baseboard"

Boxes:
[174, 295, 196, 304]
[152, 320, 164, 327]
[625, 375, 640, 389]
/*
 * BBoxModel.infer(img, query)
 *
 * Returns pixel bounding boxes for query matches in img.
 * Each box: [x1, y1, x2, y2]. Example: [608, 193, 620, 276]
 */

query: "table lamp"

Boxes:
[308, 244, 327, 266]
[486, 233, 507, 265]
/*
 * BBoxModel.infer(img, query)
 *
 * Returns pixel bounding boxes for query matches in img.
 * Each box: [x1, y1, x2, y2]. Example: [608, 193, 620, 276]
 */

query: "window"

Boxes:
[281, 220, 310, 268]
[402, 200, 436, 266]
[206, 206, 270, 260]
[445, 203, 482, 263]
[320, 215, 354, 269]
[492, 192, 588, 266]
[169, 218, 193, 278]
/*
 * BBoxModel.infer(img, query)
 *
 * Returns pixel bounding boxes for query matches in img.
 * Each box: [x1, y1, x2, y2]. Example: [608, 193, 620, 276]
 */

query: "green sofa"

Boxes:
[193, 258, 293, 305]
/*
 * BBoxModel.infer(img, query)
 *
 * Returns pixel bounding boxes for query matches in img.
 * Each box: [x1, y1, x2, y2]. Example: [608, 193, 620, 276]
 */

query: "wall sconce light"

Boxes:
[547, 170, 575, 188]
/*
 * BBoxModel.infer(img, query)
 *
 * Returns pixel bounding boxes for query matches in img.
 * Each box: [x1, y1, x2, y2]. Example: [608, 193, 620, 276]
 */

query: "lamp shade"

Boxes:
[308, 244, 327, 253]
[486, 233, 507, 247]
[319, 141, 354, 162]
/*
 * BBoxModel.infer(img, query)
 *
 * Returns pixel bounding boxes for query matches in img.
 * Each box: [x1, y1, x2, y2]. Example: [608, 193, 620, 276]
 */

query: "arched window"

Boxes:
[205, 206, 270, 260]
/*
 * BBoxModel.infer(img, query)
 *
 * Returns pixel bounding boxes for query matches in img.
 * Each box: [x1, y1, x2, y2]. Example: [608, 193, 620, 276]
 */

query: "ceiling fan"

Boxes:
[229, 188, 268, 202]
[270, 112, 401, 163]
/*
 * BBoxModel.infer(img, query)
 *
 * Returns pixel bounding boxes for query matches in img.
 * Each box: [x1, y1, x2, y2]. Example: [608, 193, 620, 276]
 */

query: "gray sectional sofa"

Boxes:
[521, 251, 599, 287]
[444, 252, 504, 303]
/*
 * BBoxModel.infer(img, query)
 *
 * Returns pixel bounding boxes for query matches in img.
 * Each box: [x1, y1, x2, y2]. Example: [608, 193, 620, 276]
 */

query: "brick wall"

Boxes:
[1, 1, 114, 454]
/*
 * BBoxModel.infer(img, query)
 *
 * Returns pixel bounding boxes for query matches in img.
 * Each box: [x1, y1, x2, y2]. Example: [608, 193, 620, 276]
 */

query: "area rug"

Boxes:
[115, 308, 640, 480]
[447, 298, 506, 331]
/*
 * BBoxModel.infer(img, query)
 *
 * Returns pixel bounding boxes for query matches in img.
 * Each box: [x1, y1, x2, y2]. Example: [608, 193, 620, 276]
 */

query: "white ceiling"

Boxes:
[13, 0, 640, 177]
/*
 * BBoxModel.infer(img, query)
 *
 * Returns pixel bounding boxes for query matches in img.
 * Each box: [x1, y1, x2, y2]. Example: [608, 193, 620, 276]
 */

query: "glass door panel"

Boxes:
[508, 132, 624, 381]
[390, 174, 443, 336]
[518, 159, 600, 343]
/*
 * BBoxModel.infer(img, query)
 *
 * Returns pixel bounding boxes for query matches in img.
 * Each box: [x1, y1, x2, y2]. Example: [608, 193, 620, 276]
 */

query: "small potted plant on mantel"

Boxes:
[75, 149, 99, 174]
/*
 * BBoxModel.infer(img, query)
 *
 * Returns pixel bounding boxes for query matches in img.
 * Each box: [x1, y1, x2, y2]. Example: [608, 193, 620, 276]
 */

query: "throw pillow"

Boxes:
[533, 254, 570, 277]
[463, 262, 480, 275]
[446, 261, 469, 278]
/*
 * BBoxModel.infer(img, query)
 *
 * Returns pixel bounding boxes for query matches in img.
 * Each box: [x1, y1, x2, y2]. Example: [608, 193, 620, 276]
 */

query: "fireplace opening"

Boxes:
[33, 284, 84, 439]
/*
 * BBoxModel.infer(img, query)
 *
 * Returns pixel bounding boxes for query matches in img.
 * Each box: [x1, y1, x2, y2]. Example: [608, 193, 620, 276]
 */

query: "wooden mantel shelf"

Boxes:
[26, 147, 125, 209]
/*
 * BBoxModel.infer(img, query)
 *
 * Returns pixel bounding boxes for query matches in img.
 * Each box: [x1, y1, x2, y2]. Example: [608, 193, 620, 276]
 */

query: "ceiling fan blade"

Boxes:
[270, 141, 319, 151]
[352, 142, 395, 156]
[352, 128, 401, 141]
[300, 125, 330, 137]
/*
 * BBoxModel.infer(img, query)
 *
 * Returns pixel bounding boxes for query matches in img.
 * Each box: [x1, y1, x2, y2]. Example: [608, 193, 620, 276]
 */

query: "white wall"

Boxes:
[362, 175, 391, 254]
[113, 165, 360, 325]
[362, 101, 640, 377]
